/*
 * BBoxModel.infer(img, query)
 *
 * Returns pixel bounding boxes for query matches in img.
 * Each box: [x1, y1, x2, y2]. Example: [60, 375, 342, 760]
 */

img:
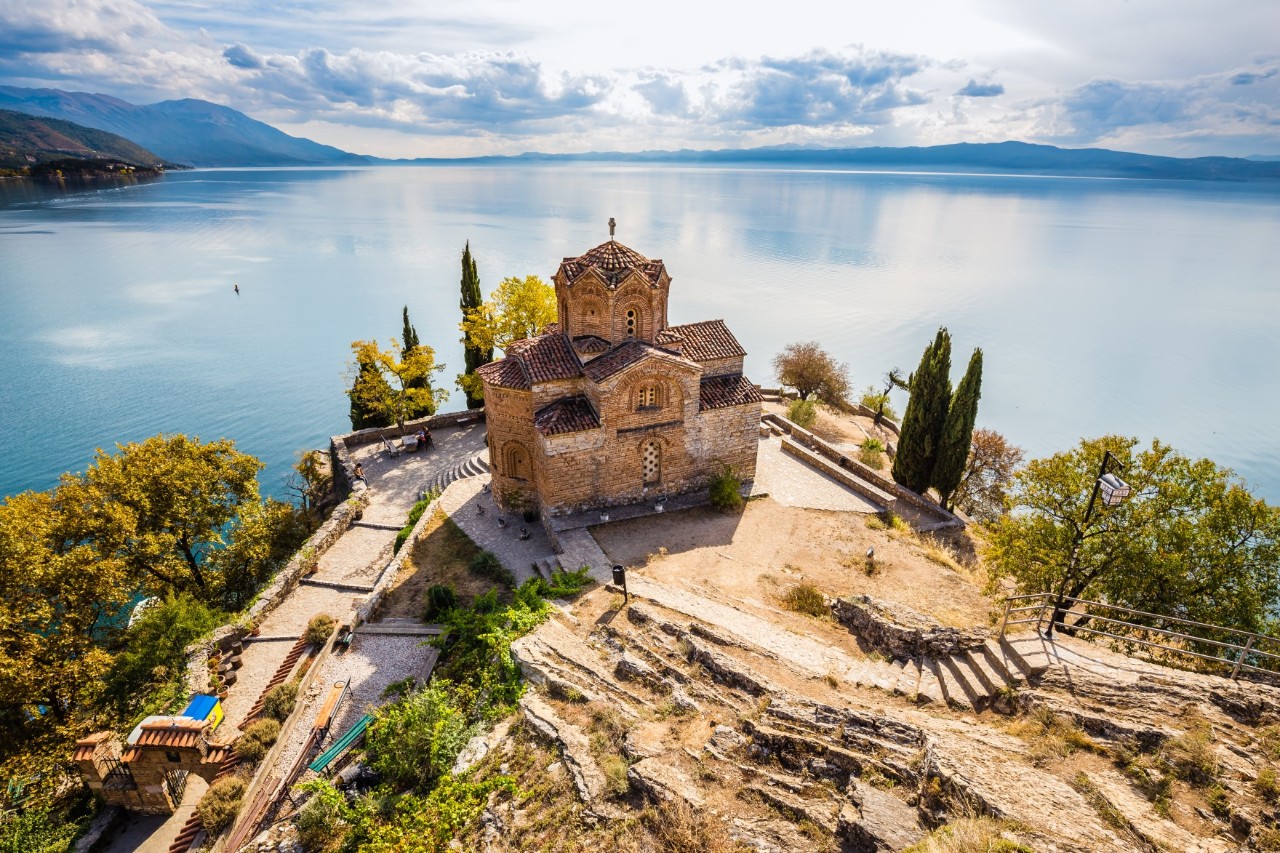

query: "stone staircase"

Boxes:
[421, 452, 490, 499]
[887, 635, 1052, 711]
[532, 555, 562, 580]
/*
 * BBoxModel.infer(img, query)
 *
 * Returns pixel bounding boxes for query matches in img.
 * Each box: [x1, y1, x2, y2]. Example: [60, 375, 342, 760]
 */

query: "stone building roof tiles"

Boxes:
[581, 340, 699, 382]
[663, 319, 746, 362]
[699, 374, 763, 410]
[475, 357, 530, 390]
[559, 240, 666, 287]
[571, 334, 612, 355]
[534, 396, 600, 436]
[134, 719, 206, 749]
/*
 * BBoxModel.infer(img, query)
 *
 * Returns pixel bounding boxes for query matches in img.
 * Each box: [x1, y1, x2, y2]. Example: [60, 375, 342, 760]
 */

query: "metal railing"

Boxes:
[998, 592, 1280, 680]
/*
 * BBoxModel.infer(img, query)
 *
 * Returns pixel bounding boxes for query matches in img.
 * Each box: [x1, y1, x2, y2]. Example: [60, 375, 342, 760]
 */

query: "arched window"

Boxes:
[505, 444, 530, 481]
[626, 309, 637, 338]
[637, 384, 660, 410]
[642, 441, 661, 485]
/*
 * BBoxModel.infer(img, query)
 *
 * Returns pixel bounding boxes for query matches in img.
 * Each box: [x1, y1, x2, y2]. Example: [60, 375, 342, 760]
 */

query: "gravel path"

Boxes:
[276, 633, 440, 786]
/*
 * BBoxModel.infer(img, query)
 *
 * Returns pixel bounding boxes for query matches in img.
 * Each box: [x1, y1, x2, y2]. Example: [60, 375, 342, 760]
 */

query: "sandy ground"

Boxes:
[591, 497, 991, 630]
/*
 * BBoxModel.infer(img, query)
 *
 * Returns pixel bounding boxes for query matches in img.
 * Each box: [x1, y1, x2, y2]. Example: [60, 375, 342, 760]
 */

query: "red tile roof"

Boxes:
[700, 374, 763, 410]
[559, 241, 666, 288]
[663, 320, 746, 362]
[135, 719, 206, 749]
[571, 335, 611, 355]
[512, 332, 582, 383]
[534, 396, 600, 436]
[476, 357, 529, 390]
[581, 340, 699, 382]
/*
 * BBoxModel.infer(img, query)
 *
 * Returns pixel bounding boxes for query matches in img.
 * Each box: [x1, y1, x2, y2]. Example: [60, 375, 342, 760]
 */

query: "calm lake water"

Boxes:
[2, 166, 1279, 502]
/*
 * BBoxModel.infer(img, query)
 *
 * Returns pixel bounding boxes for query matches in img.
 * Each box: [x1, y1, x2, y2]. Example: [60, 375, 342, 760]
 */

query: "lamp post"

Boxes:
[1045, 449, 1132, 638]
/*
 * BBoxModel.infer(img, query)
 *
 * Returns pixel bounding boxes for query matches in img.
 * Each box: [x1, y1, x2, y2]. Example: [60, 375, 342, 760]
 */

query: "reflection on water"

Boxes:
[1, 166, 1279, 500]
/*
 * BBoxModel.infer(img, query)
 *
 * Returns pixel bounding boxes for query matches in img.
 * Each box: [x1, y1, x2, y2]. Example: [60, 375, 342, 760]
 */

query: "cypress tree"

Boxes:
[399, 307, 434, 420]
[892, 328, 952, 494]
[931, 347, 983, 509]
[459, 242, 492, 409]
[348, 354, 393, 430]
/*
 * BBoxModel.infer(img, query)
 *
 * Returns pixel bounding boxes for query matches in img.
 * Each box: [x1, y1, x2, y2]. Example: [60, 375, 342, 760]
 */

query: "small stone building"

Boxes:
[477, 234, 761, 517]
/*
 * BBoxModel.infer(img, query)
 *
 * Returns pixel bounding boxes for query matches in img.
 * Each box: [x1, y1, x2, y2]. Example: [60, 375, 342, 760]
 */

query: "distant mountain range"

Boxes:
[392, 142, 1280, 181]
[0, 108, 166, 169]
[1, 85, 1277, 181]
[0, 86, 367, 167]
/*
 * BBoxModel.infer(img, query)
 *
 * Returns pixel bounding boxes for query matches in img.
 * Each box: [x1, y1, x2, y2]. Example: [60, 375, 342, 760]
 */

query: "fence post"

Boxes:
[1034, 594, 1048, 636]
[1230, 635, 1255, 680]
[998, 598, 1013, 639]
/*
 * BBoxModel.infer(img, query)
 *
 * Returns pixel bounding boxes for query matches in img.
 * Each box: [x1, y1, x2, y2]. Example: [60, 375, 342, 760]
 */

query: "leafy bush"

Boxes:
[103, 593, 220, 718]
[0, 806, 83, 853]
[365, 683, 476, 789]
[260, 680, 298, 723]
[295, 779, 350, 852]
[359, 774, 516, 853]
[469, 551, 515, 587]
[393, 526, 412, 554]
[530, 567, 593, 601]
[780, 583, 828, 618]
[234, 718, 280, 763]
[708, 464, 744, 512]
[424, 584, 457, 621]
[197, 776, 247, 833]
[1258, 767, 1280, 803]
[305, 613, 336, 645]
[859, 386, 898, 422]
[394, 492, 439, 554]
[859, 437, 886, 468]
[786, 396, 817, 428]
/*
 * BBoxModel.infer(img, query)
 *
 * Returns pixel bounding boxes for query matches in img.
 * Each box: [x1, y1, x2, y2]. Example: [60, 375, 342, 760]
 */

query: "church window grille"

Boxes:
[626, 309, 637, 337]
[637, 384, 660, 410]
[642, 441, 661, 485]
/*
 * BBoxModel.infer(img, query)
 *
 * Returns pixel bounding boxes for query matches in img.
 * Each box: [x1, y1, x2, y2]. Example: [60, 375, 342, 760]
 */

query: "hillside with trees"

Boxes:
[0, 108, 168, 172]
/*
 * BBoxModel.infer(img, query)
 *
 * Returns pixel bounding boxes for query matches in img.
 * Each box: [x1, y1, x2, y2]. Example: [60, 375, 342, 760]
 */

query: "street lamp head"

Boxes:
[1098, 472, 1132, 507]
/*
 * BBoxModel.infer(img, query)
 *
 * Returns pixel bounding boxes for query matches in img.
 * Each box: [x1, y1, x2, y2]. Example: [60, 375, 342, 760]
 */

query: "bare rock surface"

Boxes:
[520, 692, 606, 804]
[832, 594, 988, 659]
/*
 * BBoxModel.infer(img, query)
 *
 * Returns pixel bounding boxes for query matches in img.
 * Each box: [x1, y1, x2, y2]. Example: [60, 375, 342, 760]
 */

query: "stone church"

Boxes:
[477, 229, 761, 517]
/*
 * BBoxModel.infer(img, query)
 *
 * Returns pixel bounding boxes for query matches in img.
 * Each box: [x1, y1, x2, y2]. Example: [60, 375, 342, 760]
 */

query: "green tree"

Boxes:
[401, 306, 420, 355]
[457, 242, 492, 409]
[399, 307, 436, 421]
[347, 346, 394, 430]
[348, 339, 447, 433]
[931, 347, 983, 509]
[950, 428, 1024, 523]
[101, 593, 220, 719]
[985, 436, 1280, 635]
[771, 341, 850, 406]
[211, 498, 311, 610]
[893, 328, 952, 494]
[59, 435, 263, 599]
[459, 274, 557, 356]
[365, 682, 475, 789]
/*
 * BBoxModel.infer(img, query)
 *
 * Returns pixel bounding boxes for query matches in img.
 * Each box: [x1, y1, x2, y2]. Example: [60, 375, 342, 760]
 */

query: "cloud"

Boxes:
[221, 47, 610, 131]
[223, 43, 264, 70]
[710, 48, 929, 129]
[1231, 69, 1277, 85]
[0, 0, 166, 56]
[956, 79, 1004, 97]
[633, 72, 690, 117]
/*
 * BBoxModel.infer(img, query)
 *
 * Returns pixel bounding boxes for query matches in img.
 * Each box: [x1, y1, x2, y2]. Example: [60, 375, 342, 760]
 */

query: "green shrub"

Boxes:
[393, 526, 412, 554]
[197, 776, 247, 833]
[0, 806, 83, 853]
[780, 583, 828, 618]
[234, 718, 280, 763]
[260, 680, 298, 723]
[424, 584, 457, 621]
[295, 780, 349, 851]
[859, 437, 886, 468]
[1207, 783, 1232, 819]
[365, 683, 476, 789]
[103, 593, 221, 718]
[469, 551, 515, 587]
[531, 567, 594, 600]
[787, 396, 817, 428]
[305, 613, 336, 645]
[1257, 767, 1280, 802]
[709, 464, 744, 511]
[406, 496, 432, 527]
[859, 386, 898, 422]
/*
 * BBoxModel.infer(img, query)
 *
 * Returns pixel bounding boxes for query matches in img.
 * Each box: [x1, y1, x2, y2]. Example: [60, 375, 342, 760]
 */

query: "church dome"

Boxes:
[558, 240, 667, 288]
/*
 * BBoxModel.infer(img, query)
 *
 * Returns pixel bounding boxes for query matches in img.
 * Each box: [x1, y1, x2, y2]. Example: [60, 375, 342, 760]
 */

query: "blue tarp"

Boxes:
[181, 694, 219, 721]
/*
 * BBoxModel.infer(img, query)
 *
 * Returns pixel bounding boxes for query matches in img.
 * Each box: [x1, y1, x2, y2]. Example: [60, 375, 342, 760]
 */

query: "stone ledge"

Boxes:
[833, 595, 988, 659]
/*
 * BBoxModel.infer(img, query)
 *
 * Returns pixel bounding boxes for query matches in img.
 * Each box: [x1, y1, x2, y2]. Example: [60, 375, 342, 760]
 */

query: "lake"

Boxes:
[2, 165, 1278, 502]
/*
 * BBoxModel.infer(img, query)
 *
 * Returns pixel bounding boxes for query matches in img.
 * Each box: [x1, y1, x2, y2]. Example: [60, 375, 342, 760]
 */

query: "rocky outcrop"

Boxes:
[832, 594, 988, 658]
[839, 781, 925, 852]
[520, 693, 606, 804]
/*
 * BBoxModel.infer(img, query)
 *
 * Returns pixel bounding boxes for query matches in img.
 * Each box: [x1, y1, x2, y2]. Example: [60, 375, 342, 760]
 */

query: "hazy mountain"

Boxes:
[0, 87, 369, 168]
[0, 108, 166, 168]
[387, 140, 1280, 182]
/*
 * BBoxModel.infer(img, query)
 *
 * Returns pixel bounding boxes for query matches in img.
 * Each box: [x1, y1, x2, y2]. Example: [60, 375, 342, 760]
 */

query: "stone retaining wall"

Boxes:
[779, 436, 897, 512]
[832, 595, 988, 659]
[762, 412, 961, 531]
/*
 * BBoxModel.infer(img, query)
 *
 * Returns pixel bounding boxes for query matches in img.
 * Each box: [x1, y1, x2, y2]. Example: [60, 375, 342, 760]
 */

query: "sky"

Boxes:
[1, 0, 1278, 158]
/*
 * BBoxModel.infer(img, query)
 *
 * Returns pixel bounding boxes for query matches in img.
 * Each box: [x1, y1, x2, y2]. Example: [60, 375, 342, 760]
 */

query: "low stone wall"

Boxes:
[780, 436, 897, 512]
[832, 595, 988, 659]
[762, 412, 961, 531]
[330, 408, 487, 499]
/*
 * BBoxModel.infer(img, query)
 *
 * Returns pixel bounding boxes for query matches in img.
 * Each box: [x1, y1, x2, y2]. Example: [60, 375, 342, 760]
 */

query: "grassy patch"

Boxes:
[382, 510, 489, 619]
[779, 582, 828, 618]
[903, 817, 1034, 853]
[1257, 766, 1280, 803]
[1006, 706, 1102, 765]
